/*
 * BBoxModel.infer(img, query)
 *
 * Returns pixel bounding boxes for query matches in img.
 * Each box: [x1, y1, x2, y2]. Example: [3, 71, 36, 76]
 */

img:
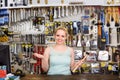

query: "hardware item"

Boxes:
[66, 6, 69, 17]
[37, 0, 40, 4]
[44, 0, 48, 4]
[72, 21, 78, 35]
[61, 0, 64, 4]
[114, 7, 119, 27]
[91, 63, 101, 74]
[81, 63, 91, 74]
[61, 6, 65, 17]
[74, 50, 83, 60]
[49, 7, 54, 22]
[72, 52, 89, 73]
[98, 51, 109, 61]
[81, 16, 89, 34]
[58, 6, 61, 18]
[106, 7, 111, 27]
[77, 33, 82, 47]
[0, 0, 5, 7]
[110, 28, 117, 46]
[116, 28, 119, 43]
[86, 51, 97, 62]
[90, 39, 97, 50]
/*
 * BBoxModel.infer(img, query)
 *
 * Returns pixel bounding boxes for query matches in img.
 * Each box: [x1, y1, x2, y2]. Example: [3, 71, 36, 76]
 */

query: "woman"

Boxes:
[33, 26, 84, 75]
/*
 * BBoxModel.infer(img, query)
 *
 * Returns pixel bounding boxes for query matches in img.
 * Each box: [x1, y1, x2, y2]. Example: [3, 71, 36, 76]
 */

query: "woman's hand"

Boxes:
[33, 53, 44, 59]
[72, 60, 84, 71]
[72, 55, 88, 72]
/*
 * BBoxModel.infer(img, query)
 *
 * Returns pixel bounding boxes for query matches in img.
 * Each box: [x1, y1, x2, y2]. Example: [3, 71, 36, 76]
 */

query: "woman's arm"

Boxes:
[33, 47, 50, 72]
[41, 47, 50, 72]
[70, 48, 76, 71]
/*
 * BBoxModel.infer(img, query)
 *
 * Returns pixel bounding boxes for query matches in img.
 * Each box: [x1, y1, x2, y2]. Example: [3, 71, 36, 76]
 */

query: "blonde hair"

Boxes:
[54, 26, 68, 37]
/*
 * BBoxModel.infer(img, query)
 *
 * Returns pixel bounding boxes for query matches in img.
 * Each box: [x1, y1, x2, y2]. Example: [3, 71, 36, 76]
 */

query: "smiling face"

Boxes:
[54, 27, 68, 45]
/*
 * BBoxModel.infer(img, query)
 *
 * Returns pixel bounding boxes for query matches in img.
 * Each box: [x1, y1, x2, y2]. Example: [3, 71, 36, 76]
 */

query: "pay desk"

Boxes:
[21, 74, 119, 80]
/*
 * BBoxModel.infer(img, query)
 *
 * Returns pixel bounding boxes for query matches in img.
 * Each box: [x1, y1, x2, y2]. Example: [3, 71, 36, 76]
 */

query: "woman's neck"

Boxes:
[54, 44, 66, 48]
[53, 44, 67, 52]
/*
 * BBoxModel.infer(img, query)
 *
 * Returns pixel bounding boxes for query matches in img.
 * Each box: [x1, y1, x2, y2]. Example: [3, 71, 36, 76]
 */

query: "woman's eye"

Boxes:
[62, 35, 65, 38]
[56, 35, 60, 37]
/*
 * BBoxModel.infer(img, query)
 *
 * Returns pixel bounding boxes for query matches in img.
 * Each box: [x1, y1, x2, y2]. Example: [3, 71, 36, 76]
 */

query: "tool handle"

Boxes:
[72, 54, 88, 73]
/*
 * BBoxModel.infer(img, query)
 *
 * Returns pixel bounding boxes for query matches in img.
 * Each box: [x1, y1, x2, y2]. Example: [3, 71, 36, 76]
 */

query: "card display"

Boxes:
[86, 51, 97, 62]
[74, 50, 83, 60]
[98, 51, 109, 61]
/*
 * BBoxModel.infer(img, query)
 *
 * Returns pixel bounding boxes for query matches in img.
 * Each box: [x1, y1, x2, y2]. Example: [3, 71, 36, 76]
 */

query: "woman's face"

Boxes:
[54, 29, 67, 45]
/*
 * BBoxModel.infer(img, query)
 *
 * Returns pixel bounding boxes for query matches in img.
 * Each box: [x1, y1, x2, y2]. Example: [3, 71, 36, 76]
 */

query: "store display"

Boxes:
[81, 63, 91, 74]
[74, 50, 83, 60]
[82, 16, 89, 34]
[77, 33, 82, 47]
[108, 62, 119, 75]
[91, 63, 101, 74]
[0, 0, 5, 7]
[114, 7, 119, 27]
[86, 51, 97, 62]
[98, 51, 109, 61]
[106, 7, 111, 27]
[90, 39, 97, 50]
[0, 0, 120, 77]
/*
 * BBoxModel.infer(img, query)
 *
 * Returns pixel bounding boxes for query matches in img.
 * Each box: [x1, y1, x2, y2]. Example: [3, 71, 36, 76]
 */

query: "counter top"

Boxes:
[21, 74, 119, 80]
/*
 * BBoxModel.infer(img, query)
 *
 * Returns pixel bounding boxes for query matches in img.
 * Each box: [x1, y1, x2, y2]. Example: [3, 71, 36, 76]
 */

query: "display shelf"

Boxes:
[103, 4, 120, 6]
[0, 6, 31, 9]
[1, 4, 120, 9]
[20, 30, 43, 35]
[110, 43, 120, 47]
[0, 0, 120, 10]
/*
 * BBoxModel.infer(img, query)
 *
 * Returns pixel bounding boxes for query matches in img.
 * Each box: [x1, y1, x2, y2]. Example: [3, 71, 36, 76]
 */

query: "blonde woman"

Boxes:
[33, 26, 84, 75]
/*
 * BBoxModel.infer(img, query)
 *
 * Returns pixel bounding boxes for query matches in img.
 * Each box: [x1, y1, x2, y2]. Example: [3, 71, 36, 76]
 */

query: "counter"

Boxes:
[21, 74, 119, 80]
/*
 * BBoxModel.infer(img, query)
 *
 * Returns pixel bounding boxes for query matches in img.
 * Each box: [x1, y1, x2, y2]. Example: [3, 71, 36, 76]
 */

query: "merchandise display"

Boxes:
[0, 0, 120, 79]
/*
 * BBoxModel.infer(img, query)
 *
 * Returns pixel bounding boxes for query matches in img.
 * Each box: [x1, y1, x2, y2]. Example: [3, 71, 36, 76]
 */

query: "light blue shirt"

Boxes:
[47, 47, 71, 75]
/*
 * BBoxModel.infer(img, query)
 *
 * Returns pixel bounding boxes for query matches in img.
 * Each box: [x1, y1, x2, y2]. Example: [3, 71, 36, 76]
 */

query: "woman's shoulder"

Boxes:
[45, 45, 54, 51]
[67, 46, 74, 52]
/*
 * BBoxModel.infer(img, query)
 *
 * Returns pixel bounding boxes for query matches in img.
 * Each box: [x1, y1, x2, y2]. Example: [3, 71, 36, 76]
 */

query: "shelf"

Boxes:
[109, 43, 120, 47]
[103, 4, 120, 6]
[0, 6, 31, 9]
[1, 4, 120, 9]
[0, 4, 75, 9]
[21, 30, 43, 35]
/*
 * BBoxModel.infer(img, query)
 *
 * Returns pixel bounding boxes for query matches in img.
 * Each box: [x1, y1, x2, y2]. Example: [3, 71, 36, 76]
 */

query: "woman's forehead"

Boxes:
[56, 29, 66, 33]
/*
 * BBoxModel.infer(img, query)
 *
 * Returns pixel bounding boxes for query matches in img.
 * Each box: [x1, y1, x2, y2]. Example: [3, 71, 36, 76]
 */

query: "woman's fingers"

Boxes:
[33, 53, 44, 59]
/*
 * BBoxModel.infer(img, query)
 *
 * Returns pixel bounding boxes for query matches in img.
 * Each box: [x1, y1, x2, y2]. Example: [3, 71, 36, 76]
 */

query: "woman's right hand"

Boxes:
[33, 53, 44, 59]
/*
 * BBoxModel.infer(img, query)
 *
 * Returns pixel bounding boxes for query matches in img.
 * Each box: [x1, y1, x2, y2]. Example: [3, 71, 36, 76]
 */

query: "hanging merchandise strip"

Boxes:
[89, 7, 98, 40]
[106, 7, 111, 27]
[114, 7, 119, 27]
[82, 15, 89, 34]
[95, 6, 102, 50]
[111, 28, 117, 46]
[0, 9, 9, 26]
[100, 7, 106, 50]
[49, 7, 54, 22]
